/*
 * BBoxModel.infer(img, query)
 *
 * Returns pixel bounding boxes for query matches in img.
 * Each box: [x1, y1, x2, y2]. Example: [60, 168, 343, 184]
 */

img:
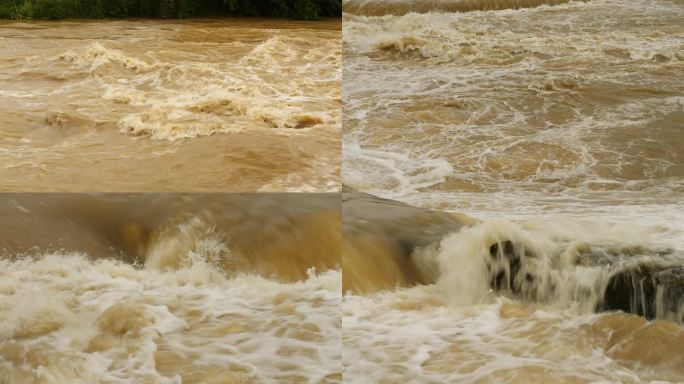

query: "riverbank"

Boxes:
[0, 0, 341, 20]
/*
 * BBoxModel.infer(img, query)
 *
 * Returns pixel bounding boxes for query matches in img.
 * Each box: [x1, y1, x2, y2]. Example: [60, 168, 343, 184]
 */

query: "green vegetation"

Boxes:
[0, 0, 341, 20]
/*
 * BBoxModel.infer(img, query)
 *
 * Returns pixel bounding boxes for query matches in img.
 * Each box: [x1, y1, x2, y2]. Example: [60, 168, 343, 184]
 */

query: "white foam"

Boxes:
[51, 31, 341, 141]
[0, 254, 341, 383]
[343, 289, 676, 383]
[343, 0, 684, 202]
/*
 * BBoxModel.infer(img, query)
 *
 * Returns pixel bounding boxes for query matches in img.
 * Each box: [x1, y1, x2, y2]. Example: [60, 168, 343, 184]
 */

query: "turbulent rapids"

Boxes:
[343, 193, 684, 383]
[0, 194, 341, 383]
[0, 20, 341, 191]
[342, 1, 684, 378]
[343, 193, 684, 321]
[343, 0, 683, 206]
[342, 0, 578, 16]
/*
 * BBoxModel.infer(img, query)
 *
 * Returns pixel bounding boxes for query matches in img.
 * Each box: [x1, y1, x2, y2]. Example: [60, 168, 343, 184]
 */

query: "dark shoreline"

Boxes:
[0, 17, 342, 28]
[0, 0, 342, 21]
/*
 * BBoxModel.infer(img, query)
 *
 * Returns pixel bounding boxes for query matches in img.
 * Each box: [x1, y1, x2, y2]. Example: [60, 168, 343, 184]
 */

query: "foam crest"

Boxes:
[343, 136, 453, 193]
[116, 89, 335, 140]
[343, 0, 578, 16]
[57, 42, 155, 72]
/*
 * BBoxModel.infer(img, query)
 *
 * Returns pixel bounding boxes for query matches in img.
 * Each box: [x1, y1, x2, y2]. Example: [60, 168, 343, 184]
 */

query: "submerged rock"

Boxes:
[488, 240, 522, 292]
[485, 239, 684, 323]
[601, 264, 684, 322]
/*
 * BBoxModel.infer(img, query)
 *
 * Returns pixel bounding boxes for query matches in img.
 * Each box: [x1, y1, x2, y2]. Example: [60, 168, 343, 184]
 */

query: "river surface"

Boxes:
[0, 194, 342, 383]
[342, 0, 684, 382]
[0, 19, 341, 192]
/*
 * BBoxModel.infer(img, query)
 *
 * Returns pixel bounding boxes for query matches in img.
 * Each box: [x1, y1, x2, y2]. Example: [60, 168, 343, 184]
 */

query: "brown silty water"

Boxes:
[343, 193, 684, 383]
[0, 194, 341, 383]
[343, 0, 682, 200]
[341, 0, 683, 379]
[0, 19, 341, 192]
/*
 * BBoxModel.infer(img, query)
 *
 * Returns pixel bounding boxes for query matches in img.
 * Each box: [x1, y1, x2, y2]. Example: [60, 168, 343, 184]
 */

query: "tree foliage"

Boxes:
[0, 0, 341, 20]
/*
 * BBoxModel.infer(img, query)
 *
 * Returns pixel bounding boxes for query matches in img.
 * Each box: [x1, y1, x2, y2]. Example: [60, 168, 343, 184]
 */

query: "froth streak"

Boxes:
[343, 0, 578, 16]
